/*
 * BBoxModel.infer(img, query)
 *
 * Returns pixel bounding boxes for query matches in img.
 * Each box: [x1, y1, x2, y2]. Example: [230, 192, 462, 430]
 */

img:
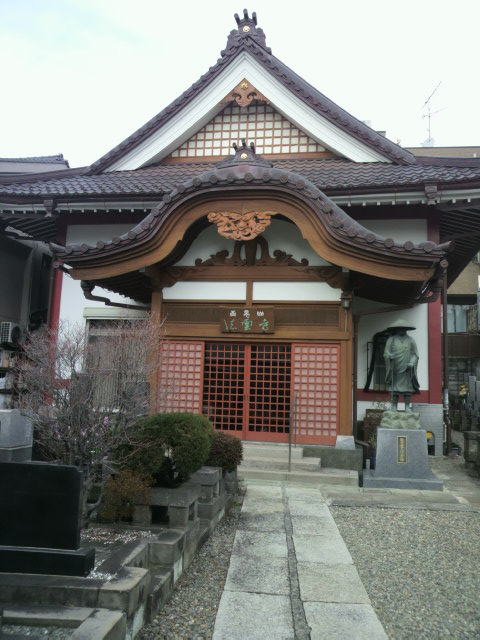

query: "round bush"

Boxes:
[206, 431, 243, 472]
[99, 470, 152, 522]
[124, 412, 214, 487]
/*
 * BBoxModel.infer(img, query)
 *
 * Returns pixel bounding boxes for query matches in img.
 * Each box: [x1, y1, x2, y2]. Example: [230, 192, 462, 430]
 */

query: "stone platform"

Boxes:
[363, 428, 443, 490]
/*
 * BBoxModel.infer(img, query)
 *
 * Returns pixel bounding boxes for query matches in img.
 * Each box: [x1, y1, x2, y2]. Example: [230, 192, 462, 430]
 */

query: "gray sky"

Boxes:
[1, 0, 479, 168]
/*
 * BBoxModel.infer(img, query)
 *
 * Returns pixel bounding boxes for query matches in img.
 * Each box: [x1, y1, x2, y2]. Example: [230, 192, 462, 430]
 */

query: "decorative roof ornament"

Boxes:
[224, 9, 271, 53]
[220, 78, 270, 107]
[208, 210, 273, 241]
[217, 139, 273, 168]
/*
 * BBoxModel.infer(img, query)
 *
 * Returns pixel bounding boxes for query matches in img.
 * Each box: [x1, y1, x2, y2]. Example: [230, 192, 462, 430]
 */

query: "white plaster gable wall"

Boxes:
[176, 219, 331, 267]
[107, 52, 390, 170]
[59, 224, 138, 327]
[356, 302, 429, 418]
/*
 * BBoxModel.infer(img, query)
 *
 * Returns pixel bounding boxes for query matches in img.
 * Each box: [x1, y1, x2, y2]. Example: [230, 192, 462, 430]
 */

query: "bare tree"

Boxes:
[16, 318, 165, 522]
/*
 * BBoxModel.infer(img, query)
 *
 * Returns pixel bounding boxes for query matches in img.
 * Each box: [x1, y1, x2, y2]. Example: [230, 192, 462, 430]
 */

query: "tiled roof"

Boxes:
[0, 154, 67, 164]
[87, 11, 414, 173]
[50, 151, 450, 270]
[1, 159, 480, 199]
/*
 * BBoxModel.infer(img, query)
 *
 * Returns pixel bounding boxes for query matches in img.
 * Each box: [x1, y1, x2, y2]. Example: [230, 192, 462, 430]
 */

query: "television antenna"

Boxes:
[421, 81, 447, 146]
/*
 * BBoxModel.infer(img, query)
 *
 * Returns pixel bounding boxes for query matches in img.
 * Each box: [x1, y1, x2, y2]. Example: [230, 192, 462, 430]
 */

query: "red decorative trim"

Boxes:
[356, 390, 430, 403]
[48, 268, 63, 331]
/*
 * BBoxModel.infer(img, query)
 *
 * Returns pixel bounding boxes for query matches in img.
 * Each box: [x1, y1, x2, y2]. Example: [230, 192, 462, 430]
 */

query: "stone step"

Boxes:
[239, 456, 321, 472]
[242, 443, 308, 460]
[239, 468, 359, 486]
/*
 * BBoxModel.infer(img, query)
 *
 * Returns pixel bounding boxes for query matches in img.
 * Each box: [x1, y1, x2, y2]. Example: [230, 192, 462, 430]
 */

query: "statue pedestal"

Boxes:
[363, 428, 443, 491]
[380, 410, 421, 430]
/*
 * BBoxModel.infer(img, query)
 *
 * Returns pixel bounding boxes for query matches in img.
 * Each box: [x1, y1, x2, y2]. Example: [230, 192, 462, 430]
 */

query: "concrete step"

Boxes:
[239, 467, 359, 486]
[242, 443, 308, 460]
[240, 456, 321, 472]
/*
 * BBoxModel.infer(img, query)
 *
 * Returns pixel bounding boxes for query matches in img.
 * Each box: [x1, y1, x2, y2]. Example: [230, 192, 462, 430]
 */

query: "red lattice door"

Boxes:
[246, 344, 291, 442]
[202, 342, 291, 442]
[292, 343, 340, 445]
[202, 343, 245, 435]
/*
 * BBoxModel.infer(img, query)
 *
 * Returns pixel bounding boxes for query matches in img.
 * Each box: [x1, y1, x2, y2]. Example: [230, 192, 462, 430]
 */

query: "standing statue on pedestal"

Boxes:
[384, 319, 420, 412]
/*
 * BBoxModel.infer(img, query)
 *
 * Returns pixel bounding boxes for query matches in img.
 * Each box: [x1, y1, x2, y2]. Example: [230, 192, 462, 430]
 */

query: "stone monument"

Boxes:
[0, 462, 95, 576]
[363, 319, 442, 490]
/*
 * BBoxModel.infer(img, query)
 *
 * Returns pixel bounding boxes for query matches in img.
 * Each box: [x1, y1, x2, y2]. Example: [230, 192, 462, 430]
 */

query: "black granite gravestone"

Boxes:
[0, 462, 95, 576]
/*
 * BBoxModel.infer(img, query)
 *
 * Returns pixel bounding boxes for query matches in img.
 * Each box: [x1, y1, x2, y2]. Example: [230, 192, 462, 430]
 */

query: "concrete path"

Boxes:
[213, 482, 387, 640]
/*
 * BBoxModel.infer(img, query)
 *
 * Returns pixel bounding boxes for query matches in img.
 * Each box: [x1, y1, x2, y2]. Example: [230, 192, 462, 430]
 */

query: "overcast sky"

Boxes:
[1, 0, 479, 168]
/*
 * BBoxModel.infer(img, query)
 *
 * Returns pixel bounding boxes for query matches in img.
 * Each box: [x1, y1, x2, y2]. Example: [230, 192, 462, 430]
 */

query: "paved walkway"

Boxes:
[213, 482, 387, 639]
[213, 451, 480, 639]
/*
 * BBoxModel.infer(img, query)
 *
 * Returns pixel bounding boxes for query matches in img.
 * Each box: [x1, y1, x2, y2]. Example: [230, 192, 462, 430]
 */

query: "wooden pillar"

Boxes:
[48, 220, 66, 330]
[149, 287, 164, 414]
[428, 216, 442, 404]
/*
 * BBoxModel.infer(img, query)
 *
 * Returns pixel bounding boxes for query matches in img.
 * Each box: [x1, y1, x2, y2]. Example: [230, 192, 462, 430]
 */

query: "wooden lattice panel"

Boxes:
[157, 341, 203, 413]
[202, 343, 245, 433]
[169, 104, 326, 159]
[248, 344, 291, 439]
[292, 343, 340, 445]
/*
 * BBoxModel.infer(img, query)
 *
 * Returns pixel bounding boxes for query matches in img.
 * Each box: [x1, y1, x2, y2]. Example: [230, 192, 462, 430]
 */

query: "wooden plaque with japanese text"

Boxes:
[220, 307, 275, 334]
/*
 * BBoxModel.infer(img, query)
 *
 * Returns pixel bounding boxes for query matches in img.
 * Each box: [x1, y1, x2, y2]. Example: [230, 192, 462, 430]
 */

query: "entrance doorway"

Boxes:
[202, 342, 339, 443]
[158, 340, 340, 445]
[203, 343, 291, 442]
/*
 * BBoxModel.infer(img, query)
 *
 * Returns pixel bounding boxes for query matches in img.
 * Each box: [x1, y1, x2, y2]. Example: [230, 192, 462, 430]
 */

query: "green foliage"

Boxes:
[124, 412, 215, 487]
[99, 470, 152, 522]
[206, 431, 243, 472]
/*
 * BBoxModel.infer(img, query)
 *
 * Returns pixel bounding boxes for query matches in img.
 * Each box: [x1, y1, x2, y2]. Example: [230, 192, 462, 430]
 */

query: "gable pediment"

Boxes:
[102, 52, 398, 172]
[167, 102, 329, 161]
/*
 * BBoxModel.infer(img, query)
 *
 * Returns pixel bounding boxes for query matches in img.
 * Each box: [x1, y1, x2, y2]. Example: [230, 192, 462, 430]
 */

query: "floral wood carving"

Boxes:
[195, 237, 309, 267]
[208, 211, 274, 241]
[219, 79, 270, 107]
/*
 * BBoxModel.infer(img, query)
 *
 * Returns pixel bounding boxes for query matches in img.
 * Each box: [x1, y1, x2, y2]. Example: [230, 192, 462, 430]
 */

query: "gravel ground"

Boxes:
[139, 501, 243, 640]
[331, 506, 480, 639]
[1, 625, 73, 637]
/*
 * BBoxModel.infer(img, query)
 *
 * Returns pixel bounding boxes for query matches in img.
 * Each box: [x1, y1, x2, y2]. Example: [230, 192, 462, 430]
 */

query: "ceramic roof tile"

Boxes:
[1, 159, 480, 200]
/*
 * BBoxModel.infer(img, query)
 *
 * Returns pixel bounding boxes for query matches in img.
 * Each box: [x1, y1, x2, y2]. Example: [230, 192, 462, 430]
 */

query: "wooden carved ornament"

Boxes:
[220, 79, 270, 107]
[208, 211, 274, 241]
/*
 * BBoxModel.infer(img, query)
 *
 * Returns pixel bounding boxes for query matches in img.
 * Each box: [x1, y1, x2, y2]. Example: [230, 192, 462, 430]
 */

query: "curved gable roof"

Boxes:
[52, 152, 449, 287]
[88, 11, 414, 174]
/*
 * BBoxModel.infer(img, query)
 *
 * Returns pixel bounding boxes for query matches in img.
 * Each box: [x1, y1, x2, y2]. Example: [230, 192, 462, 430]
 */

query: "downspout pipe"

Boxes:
[81, 281, 151, 312]
[441, 259, 452, 455]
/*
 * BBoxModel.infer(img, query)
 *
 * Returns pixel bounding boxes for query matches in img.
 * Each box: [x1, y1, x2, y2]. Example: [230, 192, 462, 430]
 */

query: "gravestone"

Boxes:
[363, 428, 443, 490]
[0, 462, 95, 576]
[0, 409, 33, 462]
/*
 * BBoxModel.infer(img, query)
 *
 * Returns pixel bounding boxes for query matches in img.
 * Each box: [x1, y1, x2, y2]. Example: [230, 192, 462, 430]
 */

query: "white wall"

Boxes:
[176, 219, 331, 266]
[355, 218, 429, 419]
[59, 224, 137, 327]
[253, 282, 340, 301]
[361, 218, 427, 243]
[163, 282, 247, 300]
[356, 302, 429, 419]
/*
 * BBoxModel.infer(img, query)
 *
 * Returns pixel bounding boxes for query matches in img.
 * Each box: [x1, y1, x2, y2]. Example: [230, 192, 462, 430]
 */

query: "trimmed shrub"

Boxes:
[99, 470, 152, 522]
[124, 412, 215, 487]
[206, 431, 243, 472]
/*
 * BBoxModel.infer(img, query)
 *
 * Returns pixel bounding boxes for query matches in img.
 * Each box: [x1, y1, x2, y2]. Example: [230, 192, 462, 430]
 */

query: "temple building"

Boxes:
[2, 10, 480, 444]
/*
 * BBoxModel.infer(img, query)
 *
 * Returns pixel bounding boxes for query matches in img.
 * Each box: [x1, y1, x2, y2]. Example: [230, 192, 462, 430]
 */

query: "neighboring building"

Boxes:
[0, 154, 69, 176]
[1, 11, 480, 443]
[0, 155, 69, 407]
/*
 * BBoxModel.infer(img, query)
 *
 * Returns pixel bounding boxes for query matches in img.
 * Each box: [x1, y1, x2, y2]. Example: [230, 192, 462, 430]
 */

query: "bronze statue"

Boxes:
[384, 319, 420, 412]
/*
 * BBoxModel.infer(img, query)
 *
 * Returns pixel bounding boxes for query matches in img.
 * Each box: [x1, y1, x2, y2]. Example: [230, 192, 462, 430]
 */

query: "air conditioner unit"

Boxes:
[0, 322, 23, 345]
